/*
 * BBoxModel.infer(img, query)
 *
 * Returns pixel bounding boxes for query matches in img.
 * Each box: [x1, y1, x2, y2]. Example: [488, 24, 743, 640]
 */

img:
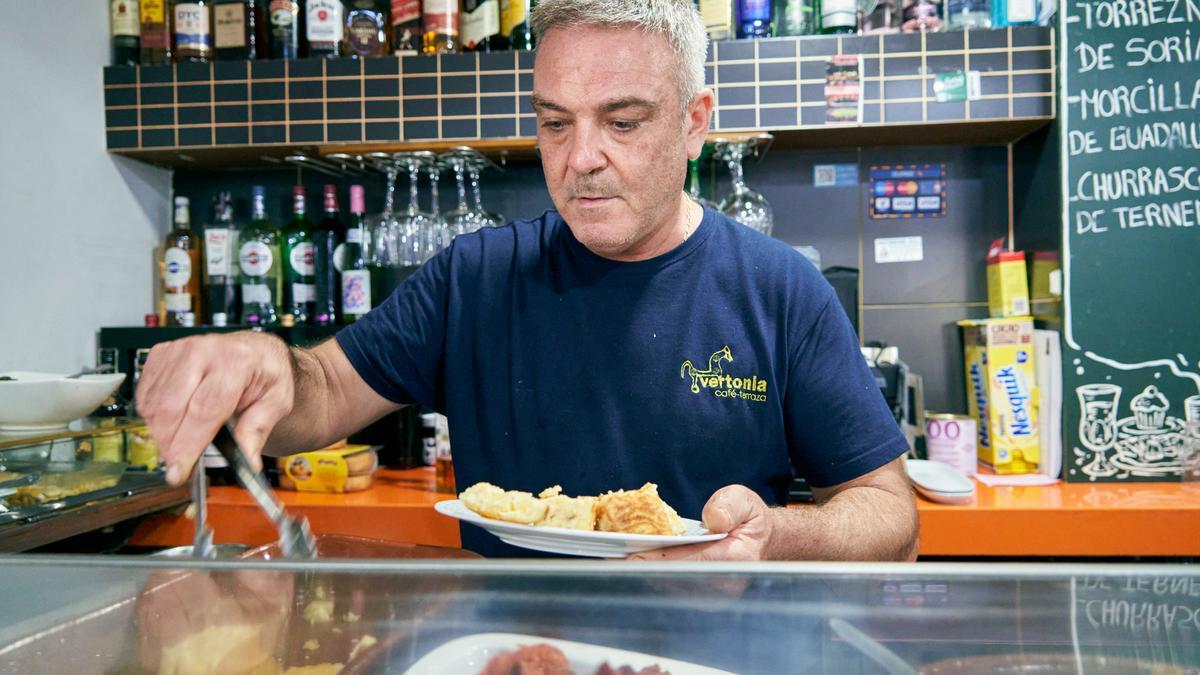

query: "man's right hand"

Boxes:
[136, 332, 295, 486]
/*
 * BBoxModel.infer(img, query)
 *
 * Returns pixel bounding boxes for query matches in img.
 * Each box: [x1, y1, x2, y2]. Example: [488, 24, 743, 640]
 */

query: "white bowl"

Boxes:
[0, 372, 126, 431]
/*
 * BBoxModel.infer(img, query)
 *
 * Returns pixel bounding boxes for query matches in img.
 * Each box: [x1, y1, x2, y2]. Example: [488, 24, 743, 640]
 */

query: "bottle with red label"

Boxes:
[461, 0, 501, 51]
[391, 0, 422, 54]
[306, 0, 344, 58]
[268, 0, 300, 59]
[140, 0, 172, 64]
[160, 197, 202, 327]
[422, 0, 459, 54]
[312, 185, 346, 325]
[283, 186, 316, 324]
[239, 186, 282, 326]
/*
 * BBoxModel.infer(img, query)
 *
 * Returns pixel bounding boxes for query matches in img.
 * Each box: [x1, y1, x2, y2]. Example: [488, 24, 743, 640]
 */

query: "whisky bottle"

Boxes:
[172, 0, 213, 62]
[820, 0, 859, 32]
[422, 0, 460, 54]
[500, 0, 534, 50]
[390, 0, 422, 54]
[345, 0, 389, 57]
[269, 0, 301, 59]
[213, 0, 265, 59]
[462, 0, 501, 52]
[306, 0, 345, 58]
[161, 197, 202, 327]
[140, 0, 172, 64]
[111, 0, 141, 65]
[283, 186, 316, 325]
[239, 186, 282, 326]
[772, 0, 816, 35]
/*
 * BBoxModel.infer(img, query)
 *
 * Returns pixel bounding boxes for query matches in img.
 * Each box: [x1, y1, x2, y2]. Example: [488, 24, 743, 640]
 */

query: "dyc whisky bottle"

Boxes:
[172, 0, 212, 62]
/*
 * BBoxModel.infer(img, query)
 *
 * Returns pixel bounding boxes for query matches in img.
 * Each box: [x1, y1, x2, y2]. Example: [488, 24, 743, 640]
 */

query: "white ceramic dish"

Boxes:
[0, 372, 125, 431]
[907, 459, 976, 505]
[403, 632, 737, 675]
[434, 499, 726, 558]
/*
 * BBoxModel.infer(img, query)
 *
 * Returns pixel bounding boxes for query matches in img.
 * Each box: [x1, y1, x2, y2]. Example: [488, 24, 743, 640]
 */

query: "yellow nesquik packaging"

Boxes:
[959, 317, 1040, 474]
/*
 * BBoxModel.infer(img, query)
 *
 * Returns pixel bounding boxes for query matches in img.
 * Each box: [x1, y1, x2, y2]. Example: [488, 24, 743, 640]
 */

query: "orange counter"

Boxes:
[129, 468, 1200, 557]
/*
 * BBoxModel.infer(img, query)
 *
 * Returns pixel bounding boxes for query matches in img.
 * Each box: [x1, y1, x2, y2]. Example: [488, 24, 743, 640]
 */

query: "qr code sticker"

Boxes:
[814, 165, 837, 187]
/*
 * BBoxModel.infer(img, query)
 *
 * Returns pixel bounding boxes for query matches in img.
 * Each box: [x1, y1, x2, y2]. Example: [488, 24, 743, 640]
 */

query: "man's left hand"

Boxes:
[628, 485, 774, 561]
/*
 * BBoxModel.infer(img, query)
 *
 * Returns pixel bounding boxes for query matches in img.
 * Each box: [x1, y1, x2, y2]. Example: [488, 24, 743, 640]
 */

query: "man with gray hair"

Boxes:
[137, 0, 918, 561]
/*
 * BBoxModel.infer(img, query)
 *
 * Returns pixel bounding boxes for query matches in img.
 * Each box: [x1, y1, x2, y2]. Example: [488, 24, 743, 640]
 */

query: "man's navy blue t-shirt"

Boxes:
[336, 208, 907, 557]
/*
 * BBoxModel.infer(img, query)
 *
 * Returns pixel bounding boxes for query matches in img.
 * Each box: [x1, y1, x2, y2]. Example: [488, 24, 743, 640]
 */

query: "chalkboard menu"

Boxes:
[1061, 2, 1200, 482]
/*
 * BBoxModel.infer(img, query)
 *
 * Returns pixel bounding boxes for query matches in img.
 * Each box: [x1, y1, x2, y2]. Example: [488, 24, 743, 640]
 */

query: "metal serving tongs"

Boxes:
[211, 425, 318, 559]
[190, 464, 215, 559]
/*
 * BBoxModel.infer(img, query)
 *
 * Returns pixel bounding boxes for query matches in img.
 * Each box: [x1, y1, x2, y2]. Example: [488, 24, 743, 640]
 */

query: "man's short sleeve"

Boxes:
[335, 251, 449, 408]
[785, 294, 909, 488]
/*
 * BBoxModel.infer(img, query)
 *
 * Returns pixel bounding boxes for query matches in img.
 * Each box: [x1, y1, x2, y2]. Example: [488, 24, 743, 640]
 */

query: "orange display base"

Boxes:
[129, 468, 1200, 557]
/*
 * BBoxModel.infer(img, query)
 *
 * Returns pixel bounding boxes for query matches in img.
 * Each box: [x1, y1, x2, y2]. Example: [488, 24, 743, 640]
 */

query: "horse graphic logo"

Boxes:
[680, 346, 733, 394]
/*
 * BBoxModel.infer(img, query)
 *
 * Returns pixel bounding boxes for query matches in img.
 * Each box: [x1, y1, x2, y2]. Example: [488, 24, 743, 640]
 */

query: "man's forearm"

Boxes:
[260, 345, 340, 457]
[764, 485, 919, 561]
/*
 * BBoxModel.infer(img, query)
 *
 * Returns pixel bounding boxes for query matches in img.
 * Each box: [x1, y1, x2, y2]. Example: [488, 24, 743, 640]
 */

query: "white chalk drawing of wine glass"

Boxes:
[1078, 384, 1121, 477]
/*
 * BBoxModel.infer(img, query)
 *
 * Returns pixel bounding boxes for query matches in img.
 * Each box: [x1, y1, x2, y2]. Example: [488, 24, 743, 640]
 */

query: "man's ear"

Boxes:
[685, 89, 715, 160]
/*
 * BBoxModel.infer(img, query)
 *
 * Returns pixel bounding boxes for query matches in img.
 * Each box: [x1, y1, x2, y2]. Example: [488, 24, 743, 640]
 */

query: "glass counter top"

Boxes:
[0, 558, 1195, 673]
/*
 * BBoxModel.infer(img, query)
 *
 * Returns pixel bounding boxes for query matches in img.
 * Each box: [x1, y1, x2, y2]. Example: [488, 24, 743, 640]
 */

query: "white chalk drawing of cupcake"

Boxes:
[1130, 385, 1169, 430]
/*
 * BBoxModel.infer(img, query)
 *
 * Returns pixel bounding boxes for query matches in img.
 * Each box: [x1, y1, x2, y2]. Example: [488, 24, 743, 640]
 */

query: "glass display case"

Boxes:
[0, 419, 185, 551]
[0, 556, 1195, 673]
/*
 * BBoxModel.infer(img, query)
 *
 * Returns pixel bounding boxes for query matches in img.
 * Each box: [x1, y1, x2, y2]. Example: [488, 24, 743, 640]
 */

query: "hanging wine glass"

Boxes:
[715, 137, 774, 237]
[439, 148, 489, 239]
[466, 151, 505, 227]
[414, 149, 450, 258]
[392, 151, 438, 267]
[364, 152, 402, 301]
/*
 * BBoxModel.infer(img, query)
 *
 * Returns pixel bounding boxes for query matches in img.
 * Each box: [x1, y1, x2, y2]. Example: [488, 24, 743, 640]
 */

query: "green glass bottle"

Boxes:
[341, 185, 372, 323]
[819, 0, 859, 32]
[501, 0, 535, 50]
[282, 186, 315, 325]
[238, 185, 282, 326]
[772, 0, 816, 35]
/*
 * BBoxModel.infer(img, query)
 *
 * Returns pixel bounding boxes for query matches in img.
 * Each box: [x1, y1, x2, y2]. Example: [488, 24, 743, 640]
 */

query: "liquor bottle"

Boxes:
[698, 0, 733, 41]
[239, 186, 282, 326]
[269, 0, 301, 59]
[306, 0, 344, 58]
[686, 158, 716, 210]
[213, 0, 264, 59]
[946, 0, 991, 28]
[140, 0, 172, 64]
[901, 0, 942, 30]
[860, 0, 901, 32]
[312, 185, 345, 325]
[172, 0, 213, 62]
[737, 0, 772, 38]
[161, 197, 202, 327]
[341, 185, 372, 323]
[991, 0, 1037, 26]
[500, 0, 534, 50]
[283, 186, 316, 325]
[112, 1, 141, 65]
[345, 0, 389, 57]
[772, 0, 815, 35]
[462, 0, 501, 52]
[422, 0, 460, 54]
[819, 0, 858, 32]
[390, 0, 422, 54]
[204, 192, 241, 326]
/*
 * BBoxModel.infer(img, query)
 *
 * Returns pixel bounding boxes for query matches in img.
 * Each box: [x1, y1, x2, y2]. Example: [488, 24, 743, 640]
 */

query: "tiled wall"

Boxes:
[176, 142, 1006, 413]
[107, 26, 1053, 152]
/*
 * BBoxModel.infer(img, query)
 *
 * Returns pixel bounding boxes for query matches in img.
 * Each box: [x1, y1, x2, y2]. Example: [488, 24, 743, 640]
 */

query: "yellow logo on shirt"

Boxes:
[680, 345, 768, 403]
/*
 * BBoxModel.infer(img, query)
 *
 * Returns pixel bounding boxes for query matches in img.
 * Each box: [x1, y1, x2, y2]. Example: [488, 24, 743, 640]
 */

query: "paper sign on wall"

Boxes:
[874, 236, 924, 264]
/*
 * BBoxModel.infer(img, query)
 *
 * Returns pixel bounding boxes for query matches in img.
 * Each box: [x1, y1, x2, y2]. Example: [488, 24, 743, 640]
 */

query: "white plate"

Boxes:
[434, 499, 726, 558]
[403, 632, 737, 675]
[0, 372, 125, 431]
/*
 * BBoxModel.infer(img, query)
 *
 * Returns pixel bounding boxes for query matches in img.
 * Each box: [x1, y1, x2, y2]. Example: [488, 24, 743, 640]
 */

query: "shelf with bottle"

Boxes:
[110, 0, 536, 67]
[104, 25, 1053, 166]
